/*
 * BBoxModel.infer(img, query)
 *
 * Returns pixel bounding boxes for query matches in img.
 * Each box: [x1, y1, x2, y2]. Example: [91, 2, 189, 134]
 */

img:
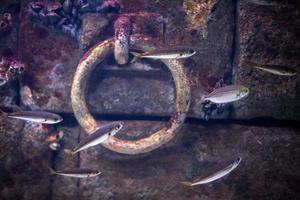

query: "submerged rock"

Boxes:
[0, 114, 24, 160]
[0, 82, 18, 107]
[183, 0, 219, 38]
[51, 125, 80, 200]
[233, 1, 300, 120]
[0, 1, 20, 107]
[77, 122, 300, 199]
[19, 11, 82, 112]
[0, 119, 51, 200]
[78, 13, 109, 50]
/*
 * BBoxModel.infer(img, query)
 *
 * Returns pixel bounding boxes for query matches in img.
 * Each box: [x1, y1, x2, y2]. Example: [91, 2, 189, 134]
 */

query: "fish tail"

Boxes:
[130, 51, 142, 63]
[0, 109, 8, 117]
[11, 105, 22, 112]
[48, 167, 56, 175]
[243, 60, 257, 68]
[63, 148, 75, 156]
[180, 181, 193, 187]
[200, 95, 207, 103]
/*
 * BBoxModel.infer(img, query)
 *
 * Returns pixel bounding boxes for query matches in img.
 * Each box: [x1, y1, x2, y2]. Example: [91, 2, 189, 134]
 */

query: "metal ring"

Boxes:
[71, 34, 191, 155]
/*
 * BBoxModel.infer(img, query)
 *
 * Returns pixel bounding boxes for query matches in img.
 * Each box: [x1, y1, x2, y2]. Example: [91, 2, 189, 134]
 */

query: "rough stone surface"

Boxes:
[85, 0, 235, 119]
[0, 0, 19, 56]
[0, 113, 24, 160]
[79, 13, 109, 50]
[51, 121, 80, 200]
[0, 0, 20, 107]
[17, 0, 235, 120]
[0, 120, 51, 200]
[0, 82, 18, 107]
[77, 121, 300, 200]
[183, 0, 219, 38]
[1, 119, 300, 200]
[87, 67, 175, 116]
[18, 0, 82, 112]
[233, 1, 300, 120]
[1, 0, 300, 199]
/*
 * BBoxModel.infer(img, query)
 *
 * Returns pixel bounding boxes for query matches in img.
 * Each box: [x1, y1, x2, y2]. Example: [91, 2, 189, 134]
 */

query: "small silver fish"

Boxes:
[249, 62, 297, 76]
[130, 47, 196, 63]
[201, 85, 249, 104]
[65, 122, 123, 155]
[49, 167, 101, 178]
[0, 107, 63, 124]
[181, 157, 242, 186]
[6, 110, 63, 124]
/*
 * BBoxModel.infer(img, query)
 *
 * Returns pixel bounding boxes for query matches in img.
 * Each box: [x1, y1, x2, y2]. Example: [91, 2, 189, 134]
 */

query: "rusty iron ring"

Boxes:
[71, 34, 191, 155]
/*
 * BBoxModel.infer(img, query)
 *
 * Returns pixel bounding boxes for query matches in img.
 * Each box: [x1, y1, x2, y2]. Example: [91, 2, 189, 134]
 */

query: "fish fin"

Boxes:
[180, 181, 193, 187]
[243, 60, 257, 68]
[130, 51, 142, 63]
[200, 95, 207, 103]
[48, 167, 56, 175]
[11, 105, 22, 112]
[64, 148, 75, 156]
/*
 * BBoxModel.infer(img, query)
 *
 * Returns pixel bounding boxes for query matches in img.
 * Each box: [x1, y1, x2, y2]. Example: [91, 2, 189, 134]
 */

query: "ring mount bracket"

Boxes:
[114, 16, 131, 65]
[71, 34, 191, 155]
[110, 13, 164, 41]
[112, 12, 164, 66]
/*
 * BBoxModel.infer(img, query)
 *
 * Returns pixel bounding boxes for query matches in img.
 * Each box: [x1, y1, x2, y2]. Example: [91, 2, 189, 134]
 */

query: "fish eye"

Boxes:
[3, 13, 11, 20]
[115, 124, 121, 130]
[189, 49, 195, 54]
[117, 122, 124, 129]
[9, 67, 16, 74]
[18, 66, 24, 74]
[0, 21, 7, 28]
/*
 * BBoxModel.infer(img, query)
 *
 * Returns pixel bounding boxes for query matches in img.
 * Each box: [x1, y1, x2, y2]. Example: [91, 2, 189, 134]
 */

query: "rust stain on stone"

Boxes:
[183, 0, 218, 36]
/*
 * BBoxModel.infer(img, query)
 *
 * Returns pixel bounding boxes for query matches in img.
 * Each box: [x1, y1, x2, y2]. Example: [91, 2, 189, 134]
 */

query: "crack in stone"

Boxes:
[76, 127, 81, 200]
[229, 0, 240, 118]
[58, 113, 300, 129]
